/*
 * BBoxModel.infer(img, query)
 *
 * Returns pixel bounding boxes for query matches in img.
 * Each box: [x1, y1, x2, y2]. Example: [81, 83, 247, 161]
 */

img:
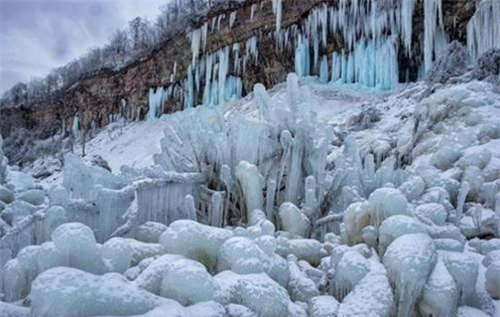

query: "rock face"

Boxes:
[0, 0, 475, 164]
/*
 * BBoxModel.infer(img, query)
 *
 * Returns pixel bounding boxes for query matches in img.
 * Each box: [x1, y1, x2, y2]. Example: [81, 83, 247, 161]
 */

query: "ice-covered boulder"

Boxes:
[485, 260, 500, 299]
[5, 170, 38, 192]
[225, 304, 258, 317]
[418, 259, 458, 317]
[235, 273, 291, 317]
[133, 254, 186, 294]
[483, 250, 500, 267]
[383, 233, 436, 317]
[160, 258, 223, 305]
[160, 220, 232, 271]
[441, 252, 479, 305]
[279, 202, 311, 237]
[456, 149, 492, 171]
[434, 238, 464, 252]
[31, 267, 171, 317]
[333, 251, 370, 300]
[368, 188, 409, 223]
[215, 270, 292, 317]
[414, 203, 448, 226]
[0, 185, 15, 204]
[432, 145, 461, 171]
[276, 237, 326, 265]
[399, 176, 426, 202]
[126, 239, 163, 266]
[0, 301, 29, 317]
[101, 237, 134, 273]
[308, 296, 339, 317]
[459, 207, 499, 239]
[217, 236, 288, 286]
[457, 306, 491, 317]
[480, 239, 500, 255]
[51, 222, 105, 274]
[135, 222, 167, 243]
[378, 215, 427, 256]
[337, 261, 393, 317]
[17, 189, 46, 206]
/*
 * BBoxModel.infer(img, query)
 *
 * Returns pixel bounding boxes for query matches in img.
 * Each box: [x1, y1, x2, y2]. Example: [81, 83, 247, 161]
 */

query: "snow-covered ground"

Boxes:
[1, 74, 500, 317]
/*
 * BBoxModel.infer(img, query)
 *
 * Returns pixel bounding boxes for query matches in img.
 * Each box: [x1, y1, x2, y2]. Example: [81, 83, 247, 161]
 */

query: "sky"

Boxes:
[0, 0, 167, 94]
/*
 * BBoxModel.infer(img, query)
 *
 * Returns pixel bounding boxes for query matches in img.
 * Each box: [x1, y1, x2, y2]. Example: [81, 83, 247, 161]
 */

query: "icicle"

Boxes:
[201, 23, 208, 52]
[424, 0, 444, 73]
[250, 4, 256, 22]
[456, 182, 470, 225]
[229, 11, 237, 29]
[319, 55, 329, 83]
[186, 64, 195, 108]
[295, 35, 310, 77]
[218, 47, 230, 105]
[203, 54, 214, 105]
[190, 28, 202, 67]
[265, 179, 277, 222]
[72, 115, 80, 139]
[272, 0, 283, 33]
[210, 192, 224, 227]
[400, 0, 417, 54]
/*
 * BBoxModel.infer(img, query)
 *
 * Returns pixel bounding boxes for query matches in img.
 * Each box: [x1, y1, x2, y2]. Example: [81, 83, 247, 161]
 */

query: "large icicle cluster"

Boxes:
[467, 0, 500, 59]
[145, 0, 472, 120]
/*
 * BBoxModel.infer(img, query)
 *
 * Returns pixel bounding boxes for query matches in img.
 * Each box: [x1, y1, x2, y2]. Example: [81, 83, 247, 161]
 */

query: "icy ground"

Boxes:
[1, 74, 500, 317]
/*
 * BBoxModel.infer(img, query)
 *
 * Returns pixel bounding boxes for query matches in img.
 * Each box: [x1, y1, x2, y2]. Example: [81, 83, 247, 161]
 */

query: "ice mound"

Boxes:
[440, 251, 479, 305]
[337, 261, 393, 317]
[414, 203, 448, 226]
[160, 220, 232, 270]
[0, 301, 29, 317]
[378, 215, 427, 255]
[160, 258, 223, 305]
[217, 236, 288, 286]
[101, 237, 134, 273]
[214, 270, 292, 317]
[383, 233, 436, 317]
[418, 259, 458, 317]
[332, 250, 370, 299]
[368, 188, 409, 222]
[51, 222, 105, 274]
[308, 295, 340, 317]
[485, 260, 500, 299]
[132, 254, 185, 293]
[134, 222, 167, 243]
[31, 267, 171, 317]
[235, 273, 291, 317]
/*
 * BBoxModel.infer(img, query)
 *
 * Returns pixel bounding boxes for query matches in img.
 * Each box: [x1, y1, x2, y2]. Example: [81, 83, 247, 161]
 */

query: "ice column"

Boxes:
[424, 0, 445, 73]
